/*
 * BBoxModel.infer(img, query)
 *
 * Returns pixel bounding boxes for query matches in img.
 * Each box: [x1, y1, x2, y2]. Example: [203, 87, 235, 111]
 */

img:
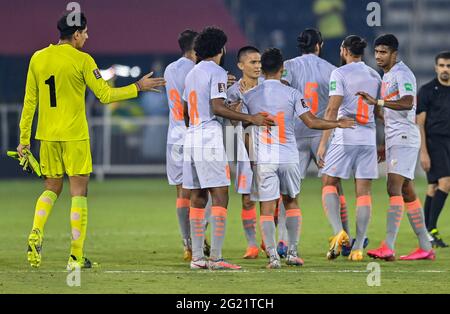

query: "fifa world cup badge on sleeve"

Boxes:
[93, 68, 102, 79]
[330, 81, 336, 91]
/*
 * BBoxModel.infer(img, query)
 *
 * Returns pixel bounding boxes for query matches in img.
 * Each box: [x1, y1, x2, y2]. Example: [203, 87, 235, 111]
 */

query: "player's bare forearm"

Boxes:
[383, 95, 414, 111]
[212, 99, 253, 123]
[416, 112, 429, 154]
[319, 96, 341, 145]
[300, 112, 338, 130]
[183, 101, 189, 127]
[357, 92, 413, 111]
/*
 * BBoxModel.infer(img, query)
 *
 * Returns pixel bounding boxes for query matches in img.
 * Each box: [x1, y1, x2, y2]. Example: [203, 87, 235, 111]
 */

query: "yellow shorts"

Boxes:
[39, 140, 92, 178]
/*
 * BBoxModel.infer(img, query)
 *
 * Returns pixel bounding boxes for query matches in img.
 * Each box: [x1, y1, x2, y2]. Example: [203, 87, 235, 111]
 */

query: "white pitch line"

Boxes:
[0, 269, 447, 274]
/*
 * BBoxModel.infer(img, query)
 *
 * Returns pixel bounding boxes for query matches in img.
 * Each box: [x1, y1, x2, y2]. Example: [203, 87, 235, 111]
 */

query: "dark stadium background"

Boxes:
[1, 0, 448, 177]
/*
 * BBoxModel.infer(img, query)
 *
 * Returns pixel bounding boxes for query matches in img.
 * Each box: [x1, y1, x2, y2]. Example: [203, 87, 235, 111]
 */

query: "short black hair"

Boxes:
[342, 35, 367, 56]
[237, 46, 260, 62]
[194, 27, 227, 60]
[374, 34, 399, 51]
[178, 29, 198, 54]
[57, 12, 87, 40]
[261, 48, 283, 75]
[297, 28, 323, 54]
[435, 51, 450, 64]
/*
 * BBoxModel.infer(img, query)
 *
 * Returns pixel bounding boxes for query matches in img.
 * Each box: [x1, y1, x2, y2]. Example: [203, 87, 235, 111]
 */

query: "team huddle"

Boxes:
[18, 12, 439, 271]
[163, 27, 435, 270]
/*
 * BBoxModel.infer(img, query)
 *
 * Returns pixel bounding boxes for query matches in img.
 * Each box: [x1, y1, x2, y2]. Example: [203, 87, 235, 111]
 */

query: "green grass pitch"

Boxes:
[0, 177, 449, 293]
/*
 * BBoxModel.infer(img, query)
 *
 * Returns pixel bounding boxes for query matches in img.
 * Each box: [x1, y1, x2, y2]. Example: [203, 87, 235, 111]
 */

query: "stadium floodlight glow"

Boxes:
[99, 65, 142, 81]
[130, 66, 141, 78]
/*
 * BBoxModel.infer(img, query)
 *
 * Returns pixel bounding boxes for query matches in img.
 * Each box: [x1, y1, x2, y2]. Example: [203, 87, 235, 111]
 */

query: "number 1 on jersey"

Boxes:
[262, 112, 286, 144]
[45, 75, 57, 108]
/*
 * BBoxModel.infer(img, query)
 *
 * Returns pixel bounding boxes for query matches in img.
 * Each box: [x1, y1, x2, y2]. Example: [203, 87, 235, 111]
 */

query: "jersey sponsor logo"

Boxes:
[93, 69, 102, 79]
[330, 81, 336, 91]
[404, 83, 413, 91]
[218, 83, 226, 93]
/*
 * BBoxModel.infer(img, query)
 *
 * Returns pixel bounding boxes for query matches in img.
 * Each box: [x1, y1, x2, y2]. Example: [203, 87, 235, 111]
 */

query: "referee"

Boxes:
[416, 51, 450, 248]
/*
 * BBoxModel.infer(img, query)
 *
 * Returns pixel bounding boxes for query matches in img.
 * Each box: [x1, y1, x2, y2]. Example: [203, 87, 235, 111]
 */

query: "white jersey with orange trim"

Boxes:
[183, 60, 228, 148]
[381, 61, 420, 149]
[242, 79, 310, 164]
[329, 61, 382, 146]
[282, 54, 336, 139]
[164, 57, 195, 145]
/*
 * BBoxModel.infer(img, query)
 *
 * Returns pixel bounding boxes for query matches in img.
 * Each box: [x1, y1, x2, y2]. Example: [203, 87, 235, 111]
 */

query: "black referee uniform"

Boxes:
[417, 77, 450, 245]
[417, 78, 450, 183]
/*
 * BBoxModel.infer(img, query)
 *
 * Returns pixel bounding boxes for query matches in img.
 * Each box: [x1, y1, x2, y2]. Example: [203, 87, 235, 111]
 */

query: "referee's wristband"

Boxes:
[377, 99, 385, 107]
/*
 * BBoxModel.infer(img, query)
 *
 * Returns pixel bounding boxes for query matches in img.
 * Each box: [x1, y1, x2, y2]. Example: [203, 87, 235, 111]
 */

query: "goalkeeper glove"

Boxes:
[6, 149, 42, 177]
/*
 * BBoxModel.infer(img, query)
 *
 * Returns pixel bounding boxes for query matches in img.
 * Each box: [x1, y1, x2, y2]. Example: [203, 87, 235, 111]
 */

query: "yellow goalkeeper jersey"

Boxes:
[19, 43, 138, 145]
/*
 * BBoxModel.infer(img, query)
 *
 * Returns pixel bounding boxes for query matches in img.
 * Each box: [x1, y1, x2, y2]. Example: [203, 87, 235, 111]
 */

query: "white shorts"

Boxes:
[251, 163, 301, 202]
[297, 136, 322, 178]
[182, 146, 231, 189]
[235, 160, 253, 194]
[386, 145, 418, 180]
[166, 144, 184, 185]
[322, 144, 378, 180]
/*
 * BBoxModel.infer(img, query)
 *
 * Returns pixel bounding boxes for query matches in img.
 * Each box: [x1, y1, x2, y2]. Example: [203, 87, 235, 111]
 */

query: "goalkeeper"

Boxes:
[18, 11, 165, 269]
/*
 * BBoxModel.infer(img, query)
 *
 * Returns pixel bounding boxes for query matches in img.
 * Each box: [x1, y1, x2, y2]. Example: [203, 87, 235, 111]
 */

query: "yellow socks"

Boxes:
[32, 190, 58, 235]
[70, 196, 88, 259]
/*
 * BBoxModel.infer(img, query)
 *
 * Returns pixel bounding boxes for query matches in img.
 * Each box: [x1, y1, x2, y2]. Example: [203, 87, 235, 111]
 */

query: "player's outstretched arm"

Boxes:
[211, 98, 275, 127]
[356, 91, 414, 111]
[183, 101, 190, 128]
[417, 112, 431, 172]
[135, 72, 166, 93]
[18, 55, 38, 156]
[299, 111, 355, 130]
[83, 55, 165, 104]
[316, 95, 344, 167]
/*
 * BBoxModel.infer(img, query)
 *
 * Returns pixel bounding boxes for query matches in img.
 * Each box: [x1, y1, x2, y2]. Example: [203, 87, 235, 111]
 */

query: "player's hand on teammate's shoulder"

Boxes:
[250, 112, 275, 127]
[135, 72, 166, 93]
[355, 91, 377, 105]
[16, 143, 30, 158]
[337, 117, 356, 129]
[227, 73, 237, 88]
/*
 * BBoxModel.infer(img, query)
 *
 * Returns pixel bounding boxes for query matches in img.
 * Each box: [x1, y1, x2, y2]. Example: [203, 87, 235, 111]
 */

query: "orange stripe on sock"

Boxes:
[286, 208, 302, 217]
[241, 207, 257, 220]
[260, 215, 274, 222]
[323, 185, 338, 195]
[194, 228, 203, 233]
[389, 196, 404, 207]
[406, 199, 422, 211]
[339, 195, 347, 207]
[176, 198, 190, 208]
[212, 206, 227, 217]
[195, 233, 204, 237]
[357, 195, 372, 207]
[189, 207, 205, 220]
